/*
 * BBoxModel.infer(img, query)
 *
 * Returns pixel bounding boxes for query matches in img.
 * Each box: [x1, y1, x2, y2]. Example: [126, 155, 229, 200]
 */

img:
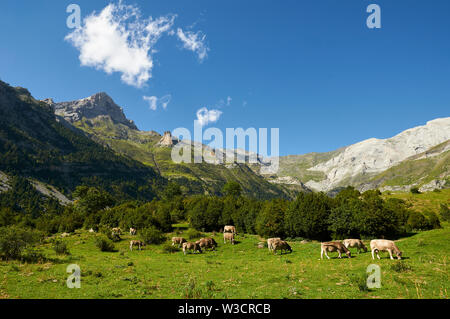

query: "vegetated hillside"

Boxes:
[0, 80, 164, 201]
[275, 148, 345, 182]
[50, 94, 297, 199]
[364, 140, 450, 192]
[271, 120, 450, 194]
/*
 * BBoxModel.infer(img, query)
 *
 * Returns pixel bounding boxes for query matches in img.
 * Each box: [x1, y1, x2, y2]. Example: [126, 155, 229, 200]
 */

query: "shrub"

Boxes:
[410, 187, 421, 194]
[140, 227, 166, 245]
[185, 228, 203, 240]
[53, 240, 70, 255]
[439, 204, 450, 222]
[0, 226, 44, 261]
[94, 236, 116, 252]
[390, 261, 411, 272]
[347, 273, 369, 292]
[161, 243, 180, 253]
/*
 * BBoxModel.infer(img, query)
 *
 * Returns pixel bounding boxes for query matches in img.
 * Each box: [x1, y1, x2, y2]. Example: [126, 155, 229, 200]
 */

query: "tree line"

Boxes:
[0, 179, 444, 243]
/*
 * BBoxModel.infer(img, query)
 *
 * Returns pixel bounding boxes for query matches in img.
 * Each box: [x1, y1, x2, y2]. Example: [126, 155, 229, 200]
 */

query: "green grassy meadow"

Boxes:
[1, 223, 448, 299]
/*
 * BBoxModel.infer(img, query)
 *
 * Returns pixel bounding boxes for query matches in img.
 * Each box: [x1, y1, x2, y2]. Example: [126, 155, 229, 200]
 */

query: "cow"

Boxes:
[182, 242, 202, 255]
[267, 238, 281, 252]
[111, 227, 122, 235]
[129, 228, 137, 236]
[196, 237, 218, 251]
[370, 239, 402, 260]
[224, 225, 237, 235]
[321, 241, 352, 259]
[343, 239, 368, 254]
[172, 237, 187, 248]
[130, 240, 145, 251]
[272, 240, 292, 255]
[223, 232, 235, 245]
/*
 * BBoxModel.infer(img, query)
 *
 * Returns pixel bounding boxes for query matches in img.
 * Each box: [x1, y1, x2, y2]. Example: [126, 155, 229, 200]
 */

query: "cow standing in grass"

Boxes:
[182, 242, 202, 255]
[272, 240, 292, 255]
[343, 239, 367, 254]
[196, 237, 217, 251]
[321, 241, 351, 259]
[129, 228, 137, 236]
[223, 232, 235, 245]
[112, 227, 122, 235]
[172, 237, 187, 248]
[130, 240, 145, 251]
[267, 238, 281, 252]
[224, 225, 237, 235]
[370, 239, 402, 260]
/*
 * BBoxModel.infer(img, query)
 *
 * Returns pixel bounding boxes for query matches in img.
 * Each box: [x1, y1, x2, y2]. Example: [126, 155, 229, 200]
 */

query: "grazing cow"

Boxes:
[223, 232, 235, 245]
[196, 237, 218, 251]
[130, 240, 145, 251]
[129, 228, 137, 236]
[182, 242, 202, 255]
[88, 228, 95, 233]
[370, 239, 402, 260]
[224, 225, 237, 235]
[267, 238, 281, 252]
[321, 241, 352, 259]
[343, 239, 368, 254]
[172, 237, 187, 248]
[272, 240, 292, 255]
[111, 227, 122, 235]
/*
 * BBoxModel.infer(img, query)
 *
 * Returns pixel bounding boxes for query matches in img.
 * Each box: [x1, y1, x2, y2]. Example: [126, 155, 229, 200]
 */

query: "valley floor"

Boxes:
[0, 224, 449, 299]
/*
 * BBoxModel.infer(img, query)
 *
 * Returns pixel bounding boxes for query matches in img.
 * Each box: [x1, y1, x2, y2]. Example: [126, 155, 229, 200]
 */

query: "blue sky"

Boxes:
[0, 0, 449, 156]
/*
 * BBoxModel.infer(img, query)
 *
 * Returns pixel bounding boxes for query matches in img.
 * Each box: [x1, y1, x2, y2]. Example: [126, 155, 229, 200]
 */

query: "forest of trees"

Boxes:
[0, 178, 443, 244]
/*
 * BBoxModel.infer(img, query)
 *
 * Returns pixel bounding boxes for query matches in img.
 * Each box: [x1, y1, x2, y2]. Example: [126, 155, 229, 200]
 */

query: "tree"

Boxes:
[163, 182, 182, 200]
[284, 192, 332, 241]
[256, 199, 287, 238]
[222, 181, 242, 198]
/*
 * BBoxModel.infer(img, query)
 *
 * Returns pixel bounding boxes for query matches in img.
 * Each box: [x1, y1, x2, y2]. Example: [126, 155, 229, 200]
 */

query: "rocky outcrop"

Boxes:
[305, 118, 450, 191]
[49, 92, 137, 129]
[157, 131, 178, 147]
[0, 171, 10, 193]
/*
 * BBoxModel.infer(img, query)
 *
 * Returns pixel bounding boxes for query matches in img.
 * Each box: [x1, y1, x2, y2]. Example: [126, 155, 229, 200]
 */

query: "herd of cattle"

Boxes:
[109, 225, 403, 260]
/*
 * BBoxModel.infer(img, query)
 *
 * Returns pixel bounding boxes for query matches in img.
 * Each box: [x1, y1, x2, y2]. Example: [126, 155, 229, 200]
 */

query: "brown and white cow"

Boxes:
[343, 239, 367, 254]
[172, 237, 187, 248]
[223, 225, 237, 235]
[111, 227, 122, 235]
[321, 241, 351, 259]
[272, 240, 292, 255]
[129, 228, 137, 236]
[370, 239, 402, 260]
[182, 242, 202, 255]
[223, 232, 235, 245]
[130, 240, 145, 251]
[267, 238, 281, 252]
[196, 237, 218, 251]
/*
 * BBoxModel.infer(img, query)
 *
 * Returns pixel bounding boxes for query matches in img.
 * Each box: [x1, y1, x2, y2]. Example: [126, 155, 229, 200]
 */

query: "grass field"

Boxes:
[1, 223, 448, 299]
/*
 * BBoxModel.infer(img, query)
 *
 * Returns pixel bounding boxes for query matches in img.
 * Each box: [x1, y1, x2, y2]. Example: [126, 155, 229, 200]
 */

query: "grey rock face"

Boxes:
[50, 92, 137, 130]
[157, 131, 178, 147]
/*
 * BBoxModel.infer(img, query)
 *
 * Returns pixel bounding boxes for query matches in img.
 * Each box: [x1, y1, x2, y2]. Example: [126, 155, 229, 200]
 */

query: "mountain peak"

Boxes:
[52, 92, 138, 130]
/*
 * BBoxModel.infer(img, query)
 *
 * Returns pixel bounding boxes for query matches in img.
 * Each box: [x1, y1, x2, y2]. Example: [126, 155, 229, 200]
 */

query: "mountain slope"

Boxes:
[0, 80, 163, 201]
[49, 93, 296, 199]
[273, 118, 450, 193]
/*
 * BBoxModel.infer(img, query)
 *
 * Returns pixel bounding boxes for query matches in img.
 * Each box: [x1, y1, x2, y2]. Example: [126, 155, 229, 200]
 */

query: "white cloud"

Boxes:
[176, 28, 209, 62]
[226, 96, 232, 106]
[196, 107, 222, 126]
[143, 94, 171, 110]
[65, 1, 175, 88]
